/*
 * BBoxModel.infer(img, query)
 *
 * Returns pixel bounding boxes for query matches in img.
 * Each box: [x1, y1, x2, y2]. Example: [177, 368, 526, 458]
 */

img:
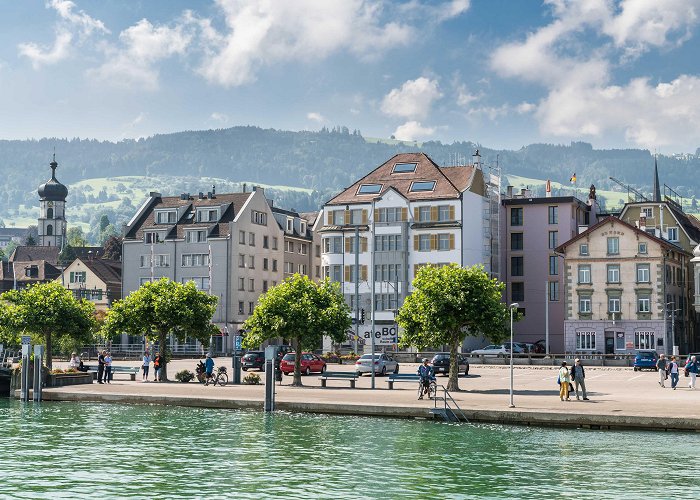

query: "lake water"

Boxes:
[0, 398, 697, 499]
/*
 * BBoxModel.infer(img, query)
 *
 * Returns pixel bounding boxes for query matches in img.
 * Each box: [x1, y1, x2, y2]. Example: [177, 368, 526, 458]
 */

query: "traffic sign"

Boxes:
[234, 335, 242, 351]
[21, 335, 31, 346]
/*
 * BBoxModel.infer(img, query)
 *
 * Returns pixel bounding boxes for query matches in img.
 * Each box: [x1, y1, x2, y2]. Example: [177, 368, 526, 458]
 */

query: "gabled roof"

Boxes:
[620, 201, 700, 245]
[80, 258, 122, 286]
[555, 215, 690, 256]
[325, 153, 477, 206]
[12, 260, 61, 282]
[0, 227, 28, 237]
[10, 246, 60, 266]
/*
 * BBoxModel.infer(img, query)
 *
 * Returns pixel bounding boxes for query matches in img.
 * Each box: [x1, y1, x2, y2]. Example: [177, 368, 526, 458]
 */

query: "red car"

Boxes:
[279, 352, 326, 375]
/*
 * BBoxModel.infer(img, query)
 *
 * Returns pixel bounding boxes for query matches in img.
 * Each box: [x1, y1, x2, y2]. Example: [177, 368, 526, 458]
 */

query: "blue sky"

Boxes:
[1, 0, 699, 153]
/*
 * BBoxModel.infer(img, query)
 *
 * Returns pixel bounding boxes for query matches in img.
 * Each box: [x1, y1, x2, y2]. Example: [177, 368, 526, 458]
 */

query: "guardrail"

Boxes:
[79, 343, 207, 360]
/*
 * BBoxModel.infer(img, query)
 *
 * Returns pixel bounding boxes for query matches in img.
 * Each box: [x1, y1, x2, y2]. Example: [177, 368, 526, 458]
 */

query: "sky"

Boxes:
[1, 0, 700, 153]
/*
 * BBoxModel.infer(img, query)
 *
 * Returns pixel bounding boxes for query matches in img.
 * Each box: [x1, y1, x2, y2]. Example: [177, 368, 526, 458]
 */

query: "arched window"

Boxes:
[47, 224, 53, 236]
[47, 207, 54, 219]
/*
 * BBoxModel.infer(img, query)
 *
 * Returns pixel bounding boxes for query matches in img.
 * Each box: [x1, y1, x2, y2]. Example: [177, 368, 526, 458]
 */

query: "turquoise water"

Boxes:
[0, 398, 697, 499]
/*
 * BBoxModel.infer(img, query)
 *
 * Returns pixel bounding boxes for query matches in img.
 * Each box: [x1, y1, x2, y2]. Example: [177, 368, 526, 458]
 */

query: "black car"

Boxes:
[431, 352, 470, 376]
[242, 351, 266, 371]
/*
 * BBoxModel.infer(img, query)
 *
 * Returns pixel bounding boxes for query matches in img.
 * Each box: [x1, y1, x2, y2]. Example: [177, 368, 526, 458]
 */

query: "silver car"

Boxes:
[354, 353, 399, 376]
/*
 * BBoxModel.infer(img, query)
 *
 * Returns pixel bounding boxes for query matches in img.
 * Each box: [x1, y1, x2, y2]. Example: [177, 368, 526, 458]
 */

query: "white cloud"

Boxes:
[381, 77, 443, 120]
[18, 0, 108, 68]
[196, 0, 414, 87]
[210, 112, 229, 124]
[392, 120, 435, 141]
[129, 112, 146, 127]
[490, 0, 700, 149]
[398, 0, 470, 23]
[435, 0, 471, 22]
[306, 112, 325, 123]
[456, 83, 480, 107]
[89, 19, 192, 90]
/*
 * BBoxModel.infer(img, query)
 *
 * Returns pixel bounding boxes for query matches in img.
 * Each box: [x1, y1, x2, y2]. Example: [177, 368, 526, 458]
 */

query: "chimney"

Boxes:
[207, 192, 213, 199]
[199, 192, 204, 199]
[545, 179, 552, 198]
[506, 185, 513, 198]
[212, 184, 216, 195]
[520, 188, 526, 196]
[243, 183, 247, 193]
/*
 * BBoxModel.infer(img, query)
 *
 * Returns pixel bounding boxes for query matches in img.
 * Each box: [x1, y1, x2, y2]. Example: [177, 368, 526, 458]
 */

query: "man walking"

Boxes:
[97, 350, 106, 384]
[571, 358, 589, 400]
[669, 356, 680, 390]
[686, 355, 699, 390]
[656, 353, 668, 388]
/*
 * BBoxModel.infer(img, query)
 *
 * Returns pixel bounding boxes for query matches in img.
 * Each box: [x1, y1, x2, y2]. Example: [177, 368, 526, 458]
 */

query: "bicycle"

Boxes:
[205, 366, 228, 387]
[418, 377, 437, 400]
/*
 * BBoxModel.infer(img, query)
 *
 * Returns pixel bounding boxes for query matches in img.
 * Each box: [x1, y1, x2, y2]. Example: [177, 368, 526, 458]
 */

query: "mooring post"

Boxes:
[20, 344, 30, 402]
[264, 345, 277, 412]
[33, 345, 44, 402]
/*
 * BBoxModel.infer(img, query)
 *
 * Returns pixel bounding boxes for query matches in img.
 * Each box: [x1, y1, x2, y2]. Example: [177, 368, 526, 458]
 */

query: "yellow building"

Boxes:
[59, 258, 122, 311]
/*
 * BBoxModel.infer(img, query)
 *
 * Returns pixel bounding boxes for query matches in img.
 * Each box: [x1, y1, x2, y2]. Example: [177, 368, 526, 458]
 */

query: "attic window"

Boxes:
[357, 184, 382, 194]
[392, 162, 417, 173]
[410, 181, 436, 192]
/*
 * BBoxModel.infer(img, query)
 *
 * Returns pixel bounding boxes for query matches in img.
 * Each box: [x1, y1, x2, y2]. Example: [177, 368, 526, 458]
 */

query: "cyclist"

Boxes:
[417, 358, 435, 400]
[205, 353, 215, 383]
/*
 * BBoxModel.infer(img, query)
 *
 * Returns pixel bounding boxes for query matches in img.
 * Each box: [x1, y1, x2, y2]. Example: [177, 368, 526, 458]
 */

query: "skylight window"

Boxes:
[392, 162, 417, 173]
[357, 184, 382, 194]
[410, 181, 436, 192]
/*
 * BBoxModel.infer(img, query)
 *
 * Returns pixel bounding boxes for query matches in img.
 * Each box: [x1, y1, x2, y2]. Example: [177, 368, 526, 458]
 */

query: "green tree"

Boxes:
[24, 235, 37, 246]
[0, 282, 97, 369]
[397, 264, 511, 391]
[58, 244, 77, 265]
[243, 275, 351, 387]
[102, 278, 218, 380]
[102, 235, 122, 260]
[98, 224, 118, 246]
[67, 227, 88, 247]
[99, 214, 110, 233]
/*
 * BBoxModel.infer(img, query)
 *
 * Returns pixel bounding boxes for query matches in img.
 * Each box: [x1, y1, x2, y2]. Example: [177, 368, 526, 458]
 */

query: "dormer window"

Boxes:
[156, 210, 177, 224]
[196, 208, 219, 223]
[186, 229, 207, 243]
[641, 207, 653, 218]
[286, 218, 294, 232]
[392, 162, 417, 173]
[301, 221, 307, 235]
[410, 181, 436, 192]
[145, 231, 165, 244]
[357, 184, 382, 194]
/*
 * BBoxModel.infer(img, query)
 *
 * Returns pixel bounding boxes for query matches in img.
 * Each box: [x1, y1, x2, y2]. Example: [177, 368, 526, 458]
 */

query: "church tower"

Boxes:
[38, 155, 68, 247]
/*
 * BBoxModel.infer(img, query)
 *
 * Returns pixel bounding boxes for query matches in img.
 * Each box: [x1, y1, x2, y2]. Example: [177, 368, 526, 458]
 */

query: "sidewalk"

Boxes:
[42, 359, 700, 431]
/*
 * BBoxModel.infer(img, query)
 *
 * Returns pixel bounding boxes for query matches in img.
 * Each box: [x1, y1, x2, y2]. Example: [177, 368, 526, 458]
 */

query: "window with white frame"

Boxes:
[641, 207, 653, 218]
[238, 254, 245, 268]
[438, 205, 451, 221]
[578, 265, 591, 284]
[144, 231, 164, 244]
[579, 243, 589, 256]
[638, 242, 648, 254]
[248, 278, 255, 291]
[579, 296, 591, 313]
[607, 237, 619, 255]
[196, 208, 219, 223]
[375, 234, 402, 251]
[607, 264, 620, 283]
[608, 296, 621, 313]
[69, 271, 86, 283]
[286, 218, 294, 232]
[637, 295, 651, 313]
[300, 221, 307, 234]
[636, 263, 650, 283]
[576, 331, 596, 350]
[238, 277, 245, 291]
[272, 237, 278, 250]
[285, 240, 294, 253]
[635, 331, 655, 350]
[377, 207, 404, 223]
[299, 243, 307, 255]
[419, 234, 431, 251]
[181, 254, 208, 267]
[418, 206, 431, 222]
[154, 254, 169, 267]
[239, 231, 245, 244]
[251, 210, 267, 226]
[324, 236, 343, 253]
[156, 210, 177, 224]
[438, 233, 450, 251]
[185, 230, 206, 243]
[667, 227, 679, 242]
[299, 264, 307, 275]
[249, 232, 255, 246]
[284, 262, 294, 274]
[249, 255, 255, 269]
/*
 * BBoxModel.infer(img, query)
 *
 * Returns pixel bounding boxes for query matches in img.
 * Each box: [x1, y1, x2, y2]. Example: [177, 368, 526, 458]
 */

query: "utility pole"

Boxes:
[545, 280, 549, 355]
[354, 225, 360, 354]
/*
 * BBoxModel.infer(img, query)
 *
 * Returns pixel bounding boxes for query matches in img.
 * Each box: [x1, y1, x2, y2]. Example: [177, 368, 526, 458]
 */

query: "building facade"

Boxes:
[557, 217, 691, 355]
[319, 152, 499, 352]
[501, 188, 598, 352]
[60, 257, 122, 311]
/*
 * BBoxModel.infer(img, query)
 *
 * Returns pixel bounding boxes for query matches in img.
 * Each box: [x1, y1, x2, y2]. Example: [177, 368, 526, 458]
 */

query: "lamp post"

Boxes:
[666, 302, 682, 355]
[509, 302, 519, 408]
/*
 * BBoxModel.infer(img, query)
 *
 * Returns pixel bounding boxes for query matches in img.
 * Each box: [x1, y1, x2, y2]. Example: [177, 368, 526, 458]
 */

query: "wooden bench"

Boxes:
[318, 371, 358, 388]
[386, 373, 422, 390]
[85, 365, 140, 381]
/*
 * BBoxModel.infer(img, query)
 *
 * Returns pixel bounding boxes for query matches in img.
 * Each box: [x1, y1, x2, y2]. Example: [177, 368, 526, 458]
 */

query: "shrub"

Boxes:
[243, 372, 261, 385]
[174, 370, 195, 383]
[64, 368, 78, 374]
[50, 368, 65, 375]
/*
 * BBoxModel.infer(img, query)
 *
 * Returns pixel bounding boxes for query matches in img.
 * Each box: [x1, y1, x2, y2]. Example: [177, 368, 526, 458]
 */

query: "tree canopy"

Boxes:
[0, 281, 97, 369]
[243, 274, 351, 386]
[397, 264, 511, 391]
[102, 278, 218, 380]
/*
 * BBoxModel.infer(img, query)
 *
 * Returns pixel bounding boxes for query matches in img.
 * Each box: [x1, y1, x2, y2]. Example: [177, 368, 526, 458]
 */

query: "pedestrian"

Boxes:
[69, 352, 80, 369]
[558, 361, 571, 401]
[104, 351, 113, 384]
[204, 353, 215, 385]
[571, 358, 589, 401]
[656, 353, 668, 388]
[142, 350, 151, 381]
[686, 355, 699, 390]
[97, 350, 106, 384]
[668, 356, 680, 390]
[153, 352, 163, 382]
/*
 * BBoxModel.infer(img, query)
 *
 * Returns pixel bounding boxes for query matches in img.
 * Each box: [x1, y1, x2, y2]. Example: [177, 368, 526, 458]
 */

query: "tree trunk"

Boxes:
[44, 330, 53, 370]
[292, 337, 303, 387]
[447, 337, 460, 392]
[159, 330, 168, 381]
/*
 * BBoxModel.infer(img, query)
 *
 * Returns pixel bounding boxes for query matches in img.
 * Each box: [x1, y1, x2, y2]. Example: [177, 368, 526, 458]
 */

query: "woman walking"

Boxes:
[153, 352, 163, 382]
[669, 356, 680, 390]
[558, 361, 571, 401]
[142, 351, 151, 382]
[686, 355, 699, 390]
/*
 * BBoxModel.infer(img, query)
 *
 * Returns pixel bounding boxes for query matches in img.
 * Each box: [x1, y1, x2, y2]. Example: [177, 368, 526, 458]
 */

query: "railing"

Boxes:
[435, 384, 468, 423]
[1, 349, 21, 367]
[80, 343, 207, 360]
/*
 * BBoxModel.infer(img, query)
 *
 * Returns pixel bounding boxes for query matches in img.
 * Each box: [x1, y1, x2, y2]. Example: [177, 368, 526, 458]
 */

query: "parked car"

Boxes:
[471, 344, 524, 357]
[279, 352, 327, 375]
[530, 342, 546, 354]
[355, 353, 399, 376]
[241, 351, 265, 371]
[633, 350, 659, 371]
[514, 342, 530, 353]
[431, 352, 469, 376]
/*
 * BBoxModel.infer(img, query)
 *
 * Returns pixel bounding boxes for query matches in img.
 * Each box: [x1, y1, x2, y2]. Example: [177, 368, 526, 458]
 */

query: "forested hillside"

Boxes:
[1, 126, 698, 220]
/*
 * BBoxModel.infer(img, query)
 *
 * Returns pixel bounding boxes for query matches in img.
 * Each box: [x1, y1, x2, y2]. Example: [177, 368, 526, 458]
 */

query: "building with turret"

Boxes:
[37, 155, 68, 248]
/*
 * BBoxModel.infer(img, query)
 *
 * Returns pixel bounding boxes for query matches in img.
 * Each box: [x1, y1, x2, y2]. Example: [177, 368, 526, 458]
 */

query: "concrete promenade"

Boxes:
[41, 358, 700, 431]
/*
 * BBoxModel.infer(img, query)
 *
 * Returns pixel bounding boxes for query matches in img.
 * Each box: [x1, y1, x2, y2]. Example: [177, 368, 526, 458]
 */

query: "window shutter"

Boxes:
[344, 266, 350, 282]
[413, 207, 419, 221]
[431, 234, 438, 250]
[402, 207, 408, 221]
[450, 233, 455, 250]
[431, 206, 438, 222]
[69, 271, 74, 283]
[327, 211, 333, 225]
[361, 265, 368, 281]
[362, 210, 368, 224]
[361, 237, 368, 252]
[374, 210, 379, 222]
[414, 235, 419, 251]
[345, 237, 352, 253]
[449, 206, 455, 220]
[345, 209, 351, 224]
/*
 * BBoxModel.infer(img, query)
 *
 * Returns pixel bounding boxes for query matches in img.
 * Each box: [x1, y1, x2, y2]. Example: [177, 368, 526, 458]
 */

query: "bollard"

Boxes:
[20, 344, 30, 402]
[264, 346, 277, 412]
[33, 345, 44, 402]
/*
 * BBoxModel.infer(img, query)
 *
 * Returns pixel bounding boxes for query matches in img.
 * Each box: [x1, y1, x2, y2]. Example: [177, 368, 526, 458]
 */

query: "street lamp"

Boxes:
[509, 302, 519, 408]
[666, 302, 682, 356]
